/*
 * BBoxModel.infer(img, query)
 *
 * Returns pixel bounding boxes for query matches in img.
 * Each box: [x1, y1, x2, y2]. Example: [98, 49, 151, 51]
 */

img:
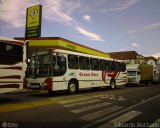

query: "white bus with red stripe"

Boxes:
[26, 48, 127, 93]
[0, 37, 26, 93]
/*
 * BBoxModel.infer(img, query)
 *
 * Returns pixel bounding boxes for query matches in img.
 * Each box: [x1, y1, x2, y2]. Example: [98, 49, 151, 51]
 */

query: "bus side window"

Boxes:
[79, 56, 90, 70]
[0, 42, 23, 65]
[59, 56, 66, 72]
[100, 59, 106, 70]
[115, 62, 121, 72]
[121, 63, 126, 72]
[68, 54, 79, 69]
[108, 60, 115, 71]
[90, 58, 99, 71]
[53, 56, 59, 70]
[53, 56, 66, 76]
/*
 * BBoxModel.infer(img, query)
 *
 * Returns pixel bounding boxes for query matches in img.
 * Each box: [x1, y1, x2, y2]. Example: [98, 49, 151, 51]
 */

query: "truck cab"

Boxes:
[126, 64, 153, 86]
[127, 70, 141, 85]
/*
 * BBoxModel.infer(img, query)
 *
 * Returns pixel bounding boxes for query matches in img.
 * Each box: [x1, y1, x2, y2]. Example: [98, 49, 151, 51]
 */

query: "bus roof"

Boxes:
[0, 37, 24, 45]
[15, 37, 110, 58]
[32, 48, 115, 61]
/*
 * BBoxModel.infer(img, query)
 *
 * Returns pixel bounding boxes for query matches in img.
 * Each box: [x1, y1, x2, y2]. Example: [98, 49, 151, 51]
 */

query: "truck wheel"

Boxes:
[147, 81, 151, 86]
[137, 84, 141, 87]
[68, 81, 78, 94]
[110, 80, 116, 89]
[125, 84, 128, 87]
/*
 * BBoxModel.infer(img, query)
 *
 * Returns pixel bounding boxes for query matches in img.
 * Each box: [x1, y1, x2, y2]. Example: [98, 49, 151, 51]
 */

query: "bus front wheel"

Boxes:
[68, 81, 78, 94]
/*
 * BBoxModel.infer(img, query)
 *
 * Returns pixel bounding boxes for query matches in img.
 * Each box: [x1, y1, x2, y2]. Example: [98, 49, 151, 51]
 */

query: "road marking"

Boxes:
[108, 95, 117, 100]
[94, 94, 109, 99]
[154, 119, 160, 122]
[95, 94, 104, 97]
[63, 99, 101, 107]
[82, 94, 160, 128]
[118, 96, 127, 101]
[98, 110, 142, 128]
[94, 94, 127, 101]
[58, 97, 94, 104]
[71, 102, 112, 113]
[149, 119, 160, 128]
[81, 106, 123, 121]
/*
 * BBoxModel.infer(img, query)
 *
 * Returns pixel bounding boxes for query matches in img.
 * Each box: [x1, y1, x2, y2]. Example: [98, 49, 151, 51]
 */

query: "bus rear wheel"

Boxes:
[110, 80, 116, 89]
[68, 82, 78, 94]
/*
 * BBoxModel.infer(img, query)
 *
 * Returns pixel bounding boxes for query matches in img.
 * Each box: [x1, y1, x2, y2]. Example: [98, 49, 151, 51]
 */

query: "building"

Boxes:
[145, 56, 160, 83]
[109, 51, 160, 83]
[109, 51, 145, 64]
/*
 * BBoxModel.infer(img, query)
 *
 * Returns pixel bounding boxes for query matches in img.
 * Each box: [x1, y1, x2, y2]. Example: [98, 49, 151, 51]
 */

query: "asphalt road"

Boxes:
[0, 85, 160, 128]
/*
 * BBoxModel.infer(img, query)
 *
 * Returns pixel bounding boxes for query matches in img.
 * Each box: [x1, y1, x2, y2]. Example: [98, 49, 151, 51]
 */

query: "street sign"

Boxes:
[25, 4, 42, 38]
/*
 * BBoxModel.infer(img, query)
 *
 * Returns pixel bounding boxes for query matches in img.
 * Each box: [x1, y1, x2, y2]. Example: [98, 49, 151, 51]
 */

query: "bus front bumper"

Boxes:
[27, 83, 48, 90]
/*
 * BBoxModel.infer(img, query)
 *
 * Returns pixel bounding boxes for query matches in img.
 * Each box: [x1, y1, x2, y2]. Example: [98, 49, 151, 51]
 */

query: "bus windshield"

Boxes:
[27, 54, 52, 78]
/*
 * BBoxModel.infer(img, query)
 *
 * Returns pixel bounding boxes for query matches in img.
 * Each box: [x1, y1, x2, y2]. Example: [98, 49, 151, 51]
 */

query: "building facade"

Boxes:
[109, 51, 145, 64]
[109, 51, 160, 83]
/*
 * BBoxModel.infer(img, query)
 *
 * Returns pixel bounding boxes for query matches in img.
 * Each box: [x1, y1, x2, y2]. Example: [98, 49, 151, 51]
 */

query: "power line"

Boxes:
[0, 17, 20, 26]
[0, 0, 59, 26]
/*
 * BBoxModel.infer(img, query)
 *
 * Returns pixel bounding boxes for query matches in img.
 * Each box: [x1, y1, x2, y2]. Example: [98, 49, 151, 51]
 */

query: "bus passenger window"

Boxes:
[100, 59, 106, 70]
[68, 54, 79, 69]
[79, 56, 90, 70]
[108, 61, 115, 71]
[115, 62, 121, 72]
[121, 63, 126, 72]
[90, 58, 99, 70]
[100, 60, 111, 71]
[0, 42, 22, 65]
[53, 56, 66, 76]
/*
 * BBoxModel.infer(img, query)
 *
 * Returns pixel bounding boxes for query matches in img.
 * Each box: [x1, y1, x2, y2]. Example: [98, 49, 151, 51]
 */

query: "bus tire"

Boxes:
[110, 80, 116, 89]
[146, 81, 151, 86]
[68, 81, 78, 94]
[125, 84, 128, 87]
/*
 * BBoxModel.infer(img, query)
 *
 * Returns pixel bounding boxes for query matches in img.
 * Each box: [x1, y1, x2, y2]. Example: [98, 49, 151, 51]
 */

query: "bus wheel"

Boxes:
[110, 80, 116, 89]
[68, 82, 78, 94]
[146, 81, 151, 86]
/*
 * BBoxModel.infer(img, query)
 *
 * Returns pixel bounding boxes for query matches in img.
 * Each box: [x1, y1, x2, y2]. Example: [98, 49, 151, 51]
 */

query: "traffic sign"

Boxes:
[25, 4, 42, 38]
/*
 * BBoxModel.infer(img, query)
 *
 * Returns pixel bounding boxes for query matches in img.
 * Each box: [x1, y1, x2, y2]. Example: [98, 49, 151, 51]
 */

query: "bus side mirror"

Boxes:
[25, 70, 27, 77]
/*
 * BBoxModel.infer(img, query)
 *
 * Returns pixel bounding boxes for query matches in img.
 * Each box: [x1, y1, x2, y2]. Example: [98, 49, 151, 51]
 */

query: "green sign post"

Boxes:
[25, 4, 42, 38]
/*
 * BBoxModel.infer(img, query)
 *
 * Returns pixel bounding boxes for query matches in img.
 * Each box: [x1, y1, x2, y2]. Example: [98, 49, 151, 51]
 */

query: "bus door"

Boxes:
[52, 55, 67, 90]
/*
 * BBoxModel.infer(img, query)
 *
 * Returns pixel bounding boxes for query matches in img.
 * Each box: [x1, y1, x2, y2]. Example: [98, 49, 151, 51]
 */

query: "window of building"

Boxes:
[154, 70, 156, 77]
[135, 60, 137, 64]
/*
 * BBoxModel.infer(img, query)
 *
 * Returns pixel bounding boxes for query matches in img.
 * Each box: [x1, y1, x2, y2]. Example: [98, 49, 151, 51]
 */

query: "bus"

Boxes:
[0, 37, 27, 94]
[26, 48, 128, 93]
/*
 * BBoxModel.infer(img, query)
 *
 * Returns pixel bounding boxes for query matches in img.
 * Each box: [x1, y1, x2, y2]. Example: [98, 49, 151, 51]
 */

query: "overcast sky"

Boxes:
[0, 0, 160, 56]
